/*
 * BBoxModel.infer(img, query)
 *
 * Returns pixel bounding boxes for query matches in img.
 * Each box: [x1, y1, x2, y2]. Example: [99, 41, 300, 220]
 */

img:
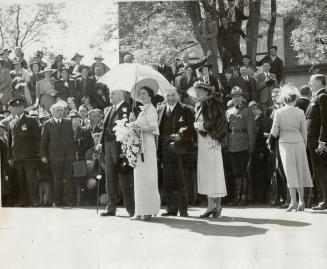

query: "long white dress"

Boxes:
[134, 104, 161, 215]
[196, 112, 227, 198]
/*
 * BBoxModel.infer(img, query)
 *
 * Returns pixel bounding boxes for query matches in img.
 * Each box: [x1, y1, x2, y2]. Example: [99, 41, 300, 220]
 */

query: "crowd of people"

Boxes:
[1, 1, 327, 220]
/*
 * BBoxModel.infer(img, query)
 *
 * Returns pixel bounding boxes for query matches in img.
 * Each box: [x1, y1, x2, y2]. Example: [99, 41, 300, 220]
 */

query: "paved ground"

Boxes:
[0, 206, 326, 269]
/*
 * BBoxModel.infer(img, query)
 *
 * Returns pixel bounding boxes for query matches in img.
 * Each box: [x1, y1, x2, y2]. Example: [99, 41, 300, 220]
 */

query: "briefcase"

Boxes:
[72, 160, 88, 177]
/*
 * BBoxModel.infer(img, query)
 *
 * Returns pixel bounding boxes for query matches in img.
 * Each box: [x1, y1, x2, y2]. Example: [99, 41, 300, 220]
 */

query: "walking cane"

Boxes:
[96, 153, 102, 214]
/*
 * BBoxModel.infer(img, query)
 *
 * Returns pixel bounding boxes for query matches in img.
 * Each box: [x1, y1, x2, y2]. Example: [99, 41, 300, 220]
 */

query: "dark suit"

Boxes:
[177, 74, 197, 103]
[75, 77, 95, 104]
[158, 102, 195, 215]
[156, 64, 174, 83]
[233, 76, 257, 102]
[199, 74, 220, 93]
[295, 97, 310, 114]
[8, 114, 40, 205]
[257, 55, 284, 84]
[40, 118, 76, 205]
[55, 79, 76, 101]
[100, 101, 135, 215]
[306, 88, 327, 206]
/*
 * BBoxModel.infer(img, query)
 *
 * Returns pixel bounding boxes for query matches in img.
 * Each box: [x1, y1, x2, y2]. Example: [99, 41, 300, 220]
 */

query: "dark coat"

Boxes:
[199, 95, 227, 142]
[55, 79, 76, 100]
[199, 74, 220, 93]
[157, 101, 195, 152]
[226, 6, 248, 24]
[8, 114, 40, 161]
[295, 97, 310, 114]
[40, 118, 76, 161]
[156, 64, 174, 83]
[175, 57, 207, 76]
[75, 77, 95, 102]
[233, 76, 257, 102]
[306, 88, 327, 146]
[257, 55, 284, 84]
[91, 82, 110, 110]
[100, 101, 132, 146]
[73, 126, 94, 161]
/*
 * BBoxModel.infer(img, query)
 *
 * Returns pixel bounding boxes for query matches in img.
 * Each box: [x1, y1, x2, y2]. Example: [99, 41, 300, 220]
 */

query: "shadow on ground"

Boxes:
[152, 217, 268, 237]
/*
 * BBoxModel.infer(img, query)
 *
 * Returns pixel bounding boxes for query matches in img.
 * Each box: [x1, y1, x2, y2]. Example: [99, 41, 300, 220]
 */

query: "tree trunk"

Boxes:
[246, 0, 261, 63]
[267, 0, 277, 51]
[185, 1, 219, 78]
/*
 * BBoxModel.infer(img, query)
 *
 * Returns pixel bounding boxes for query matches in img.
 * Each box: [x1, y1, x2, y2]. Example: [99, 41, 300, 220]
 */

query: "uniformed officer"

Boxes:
[226, 87, 256, 206]
[7, 97, 41, 206]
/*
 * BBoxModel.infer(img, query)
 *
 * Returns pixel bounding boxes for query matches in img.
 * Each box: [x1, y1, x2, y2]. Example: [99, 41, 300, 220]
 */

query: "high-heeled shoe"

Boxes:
[286, 203, 298, 212]
[297, 203, 305, 212]
[199, 208, 218, 218]
[212, 208, 222, 218]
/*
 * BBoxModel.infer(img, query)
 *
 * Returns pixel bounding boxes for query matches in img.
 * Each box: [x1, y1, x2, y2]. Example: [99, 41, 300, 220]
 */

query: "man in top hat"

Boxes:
[98, 89, 135, 217]
[233, 65, 257, 102]
[91, 54, 110, 76]
[40, 102, 76, 206]
[75, 65, 95, 104]
[197, 63, 219, 92]
[0, 48, 13, 70]
[7, 97, 40, 206]
[55, 66, 77, 101]
[156, 55, 174, 84]
[69, 53, 84, 78]
[226, 86, 256, 206]
[157, 88, 195, 217]
[257, 46, 284, 85]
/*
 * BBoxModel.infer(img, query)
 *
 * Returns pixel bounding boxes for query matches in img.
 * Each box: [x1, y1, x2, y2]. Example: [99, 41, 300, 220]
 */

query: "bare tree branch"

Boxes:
[15, 5, 21, 47]
[167, 42, 199, 64]
[21, 29, 42, 47]
[19, 9, 43, 47]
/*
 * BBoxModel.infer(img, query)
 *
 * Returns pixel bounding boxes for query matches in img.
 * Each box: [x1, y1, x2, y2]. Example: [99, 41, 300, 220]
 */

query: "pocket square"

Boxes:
[178, 116, 184, 122]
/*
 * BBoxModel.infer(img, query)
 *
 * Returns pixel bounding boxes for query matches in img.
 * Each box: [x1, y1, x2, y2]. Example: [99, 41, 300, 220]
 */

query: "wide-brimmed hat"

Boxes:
[227, 86, 247, 98]
[55, 54, 64, 61]
[78, 65, 90, 73]
[29, 60, 41, 70]
[68, 110, 81, 119]
[248, 101, 257, 108]
[198, 63, 213, 72]
[130, 78, 160, 102]
[60, 66, 69, 72]
[71, 53, 84, 61]
[94, 54, 104, 60]
[187, 81, 214, 98]
[41, 66, 56, 74]
[0, 48, 12, 55]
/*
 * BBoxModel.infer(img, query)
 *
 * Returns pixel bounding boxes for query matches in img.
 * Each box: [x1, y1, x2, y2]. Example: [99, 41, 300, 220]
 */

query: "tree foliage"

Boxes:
[0, 3, 66, 49]
[279, 0, 327, 64]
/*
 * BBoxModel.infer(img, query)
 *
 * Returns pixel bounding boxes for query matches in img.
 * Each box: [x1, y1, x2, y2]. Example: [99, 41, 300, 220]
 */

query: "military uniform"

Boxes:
[226, 103, 256, 205]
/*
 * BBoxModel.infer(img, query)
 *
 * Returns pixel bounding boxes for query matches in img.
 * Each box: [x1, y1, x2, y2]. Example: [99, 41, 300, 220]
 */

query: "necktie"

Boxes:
[167, 107, 171, 116]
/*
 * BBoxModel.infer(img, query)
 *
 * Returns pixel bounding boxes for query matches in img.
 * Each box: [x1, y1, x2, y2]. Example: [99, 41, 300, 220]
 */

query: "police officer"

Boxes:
[7, 97, 40, 206]
[226, 87, 256, 206]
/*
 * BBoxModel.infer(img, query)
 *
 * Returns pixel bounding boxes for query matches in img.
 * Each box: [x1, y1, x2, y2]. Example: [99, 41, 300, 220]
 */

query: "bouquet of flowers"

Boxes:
[113, 117, 142, 168]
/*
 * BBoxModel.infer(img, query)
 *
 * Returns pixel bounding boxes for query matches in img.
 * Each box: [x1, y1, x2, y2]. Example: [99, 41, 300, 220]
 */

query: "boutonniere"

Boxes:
[21, 124, 27, 131]
[122, 107, 127, 113]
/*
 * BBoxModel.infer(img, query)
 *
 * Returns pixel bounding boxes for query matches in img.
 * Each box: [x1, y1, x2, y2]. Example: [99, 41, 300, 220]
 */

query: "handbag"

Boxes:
[72, 160, 88, 177]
